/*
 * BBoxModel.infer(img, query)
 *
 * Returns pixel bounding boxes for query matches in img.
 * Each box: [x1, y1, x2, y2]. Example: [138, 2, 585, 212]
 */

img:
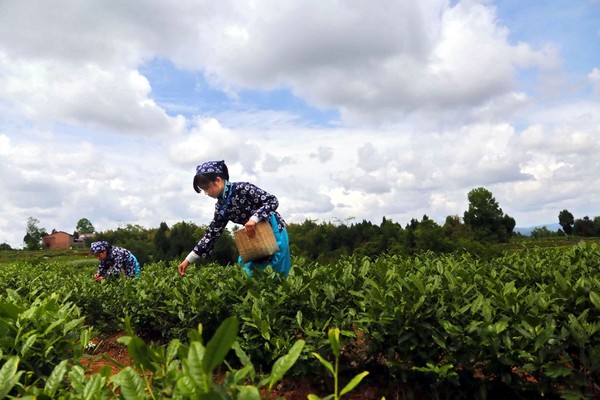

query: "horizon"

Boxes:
[9, 216, 573, 250]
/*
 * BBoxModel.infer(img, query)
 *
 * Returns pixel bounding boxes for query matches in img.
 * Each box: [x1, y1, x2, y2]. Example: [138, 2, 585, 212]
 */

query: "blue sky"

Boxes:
[141, 58, 340, 126]
[0, 0, 599, 248]
[497, 1, 599, 93]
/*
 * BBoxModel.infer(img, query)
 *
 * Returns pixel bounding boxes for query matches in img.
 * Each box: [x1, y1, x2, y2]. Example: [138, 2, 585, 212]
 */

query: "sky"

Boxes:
[1, 0, 599, 248]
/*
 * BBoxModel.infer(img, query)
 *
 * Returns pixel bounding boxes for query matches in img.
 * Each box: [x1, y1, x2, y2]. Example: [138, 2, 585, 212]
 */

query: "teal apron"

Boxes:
[239, 214, 291, 278]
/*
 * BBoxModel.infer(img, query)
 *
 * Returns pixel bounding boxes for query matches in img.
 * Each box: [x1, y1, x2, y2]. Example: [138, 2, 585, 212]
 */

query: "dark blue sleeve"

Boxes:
[192, 211, 228, 258]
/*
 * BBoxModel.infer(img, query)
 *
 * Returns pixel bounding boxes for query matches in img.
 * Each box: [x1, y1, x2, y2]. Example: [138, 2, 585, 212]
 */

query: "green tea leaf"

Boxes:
[269, 340, 305, 388]
[126, 336, 157, 372]
[432, 333, 447, 349]
[43, 317, 66, 336]
[80, 329, 91, 351]
[63, 317, 85, 335]
[590, 291, 600, 310]
[313, 352, 334, 375]
[20, 333, 38, 357]
[83, 374, 107, 399]
[166, 339, 181, 364]
[340, 371, 369, 397]
[203, 390, 227, 400]
[237, 386, 261, 400]
[482, 303, 492, 322]
[175, 376, 195, 397]
[494, 320, 509, 335]
[110, 367, 145, 400]
[44, 359, 69, 396]
[0, 302, 23, 319]
[68, 365, 86, 393]
[187, 342, 206, 390]
[202, 316, 238, 374]
[232, 341, 253, 369]
[543, 364, 573, 378]
[188, 323, 203, 343]
[0, 356, 20, 399]
[328, 328, 340, 357]
[260, 319, 271, 340]
[554, 271, 567, 290]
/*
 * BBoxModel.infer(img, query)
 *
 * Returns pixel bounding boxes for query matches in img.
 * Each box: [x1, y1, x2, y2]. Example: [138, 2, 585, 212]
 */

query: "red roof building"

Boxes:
[42, 229, 74, 250]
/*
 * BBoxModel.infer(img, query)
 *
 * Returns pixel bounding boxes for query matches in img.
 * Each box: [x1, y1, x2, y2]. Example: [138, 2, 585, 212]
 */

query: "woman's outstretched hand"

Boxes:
[178, 260, 190, 276]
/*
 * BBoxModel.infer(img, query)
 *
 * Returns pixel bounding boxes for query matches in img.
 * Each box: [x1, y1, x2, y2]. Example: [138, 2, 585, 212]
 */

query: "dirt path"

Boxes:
[78, 332, 390, 399]
[80, 332, 135, 376]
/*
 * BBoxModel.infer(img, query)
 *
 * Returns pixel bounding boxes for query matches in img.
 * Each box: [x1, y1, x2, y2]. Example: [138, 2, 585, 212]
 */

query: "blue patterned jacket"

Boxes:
[96, 246, 137, 278]
[190, 181, 285, 260]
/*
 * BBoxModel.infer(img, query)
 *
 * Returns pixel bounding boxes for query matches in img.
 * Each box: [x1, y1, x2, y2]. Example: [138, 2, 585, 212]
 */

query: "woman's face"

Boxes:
[93, 249, 107, 261]
[201, 177, 225, 198]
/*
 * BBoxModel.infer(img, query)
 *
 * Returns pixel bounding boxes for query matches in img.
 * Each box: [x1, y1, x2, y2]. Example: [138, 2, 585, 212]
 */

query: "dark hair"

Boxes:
[193, 164, 229, 193]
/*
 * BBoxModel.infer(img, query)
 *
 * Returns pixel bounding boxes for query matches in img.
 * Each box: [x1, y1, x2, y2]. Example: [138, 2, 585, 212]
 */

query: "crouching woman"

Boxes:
[90, 241, 140, 281]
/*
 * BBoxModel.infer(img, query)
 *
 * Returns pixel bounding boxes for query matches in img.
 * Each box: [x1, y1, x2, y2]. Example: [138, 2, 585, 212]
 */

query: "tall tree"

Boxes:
[503, 214, 516, 236]
[463, 187, 510, 242]
[23, 217, 47, 250]
[169, 221, 200, 259]
[153, 222, 170, 261]
[443, 215, 473, 241]
[592, 216, 600, 237]
[414, 218, 451, 253]
[76, 217, 95, 234]
[558, 209, 574, 235]
[573, 216, 593, 237]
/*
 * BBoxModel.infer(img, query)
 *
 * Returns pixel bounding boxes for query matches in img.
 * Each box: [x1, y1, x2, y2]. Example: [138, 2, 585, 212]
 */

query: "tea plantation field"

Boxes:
[0, 243, 599, 399]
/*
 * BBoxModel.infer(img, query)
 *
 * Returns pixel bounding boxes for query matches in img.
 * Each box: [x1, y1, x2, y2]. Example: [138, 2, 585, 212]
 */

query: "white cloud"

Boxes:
[0, 0, 558, 128]
[178, 0, 555, 126]
[0, 134, 11, 155]
[168, 117, 261, 175]
[262, 153, 294, 173]
[309, 146, 334, 163]
[0, 0, 598, 248]
[0, 56, 186, 136]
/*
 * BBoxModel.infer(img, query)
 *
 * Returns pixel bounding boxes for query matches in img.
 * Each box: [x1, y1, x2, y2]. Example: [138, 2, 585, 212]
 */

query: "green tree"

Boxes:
[463, 187, 511, 242]
[76, 217, 95, 234]
[380, 217, 406, 255]
[503, 214, 516, 236]
[530, 226, 553, 239]
[169, 221, 201, 260]
[442, 215, 473, 241]
[23, 217, 47, 250]
[403, 218, 420, 253]
[94, 224, 153, 266]
[573, 216, 593, 237]
[0, 242, 12, 250]
[153, 222, 170, 261]
[558, 209, 574, 235]
[414, 218, 451, 253]
[593, 216, 600, 237]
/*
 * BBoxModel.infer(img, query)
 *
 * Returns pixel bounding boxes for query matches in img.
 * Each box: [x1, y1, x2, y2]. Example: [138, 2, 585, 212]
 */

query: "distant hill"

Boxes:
[514, 223, 562, 237]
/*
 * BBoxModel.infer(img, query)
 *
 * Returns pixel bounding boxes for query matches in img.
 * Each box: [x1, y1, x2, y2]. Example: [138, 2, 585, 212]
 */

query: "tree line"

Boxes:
[7, 187, 600, 265]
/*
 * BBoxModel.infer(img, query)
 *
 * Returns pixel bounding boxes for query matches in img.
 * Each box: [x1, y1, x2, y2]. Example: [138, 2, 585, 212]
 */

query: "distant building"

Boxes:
[42, 229, 74, 250]
[73, 233, 96, 247]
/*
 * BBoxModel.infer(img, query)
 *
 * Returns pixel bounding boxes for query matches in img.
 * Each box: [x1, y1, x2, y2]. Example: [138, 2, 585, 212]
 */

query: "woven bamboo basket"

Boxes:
[234, 221, 279, 263]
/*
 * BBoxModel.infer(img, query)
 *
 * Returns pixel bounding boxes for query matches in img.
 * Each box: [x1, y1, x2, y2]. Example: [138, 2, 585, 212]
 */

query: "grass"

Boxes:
[2, 235, 600, 266]
[502, 235, 600, 251]
[0, 247, 94, 265]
